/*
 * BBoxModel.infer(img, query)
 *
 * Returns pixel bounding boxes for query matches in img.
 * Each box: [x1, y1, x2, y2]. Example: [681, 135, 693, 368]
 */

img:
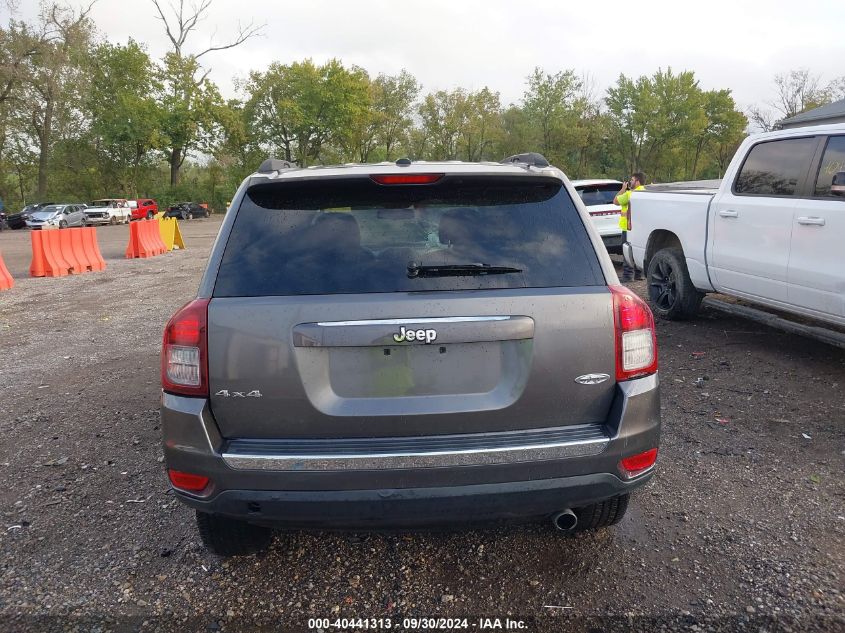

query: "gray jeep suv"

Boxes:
[161, 154, 661, 556]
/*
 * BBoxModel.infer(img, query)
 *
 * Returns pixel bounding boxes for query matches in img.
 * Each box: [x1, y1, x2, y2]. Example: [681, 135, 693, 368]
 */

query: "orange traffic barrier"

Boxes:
[58, 227, 87, 274]
[30, 229, 71, 277]
[0, 250, 13, 290]
[30, 227, 106, 277]
[81, 227, 106, 271]
[125, 218, 167, 258]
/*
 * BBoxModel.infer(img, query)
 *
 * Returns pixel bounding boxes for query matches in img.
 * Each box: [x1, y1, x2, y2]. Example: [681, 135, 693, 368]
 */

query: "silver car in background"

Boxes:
[26, 204, 88, 229]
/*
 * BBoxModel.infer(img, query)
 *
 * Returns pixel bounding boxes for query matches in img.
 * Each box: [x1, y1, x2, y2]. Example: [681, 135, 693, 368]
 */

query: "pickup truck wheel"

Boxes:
[109, 216, 117, 225]
[195, 511, 273, 557]
[647, 248, 703, 320]
[571, 494, 630, 533]
[146, 211, 154, 220]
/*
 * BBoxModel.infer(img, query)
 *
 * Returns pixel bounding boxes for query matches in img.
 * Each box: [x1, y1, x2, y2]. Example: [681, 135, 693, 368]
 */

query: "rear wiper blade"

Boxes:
[407, 262, 523, 278]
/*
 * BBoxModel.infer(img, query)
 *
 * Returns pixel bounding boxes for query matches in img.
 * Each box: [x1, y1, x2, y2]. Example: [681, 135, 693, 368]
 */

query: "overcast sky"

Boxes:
[6, 0, 845, 114]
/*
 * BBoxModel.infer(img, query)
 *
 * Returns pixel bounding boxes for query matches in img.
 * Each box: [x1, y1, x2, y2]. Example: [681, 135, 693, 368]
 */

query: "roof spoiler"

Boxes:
[257, 158, 297, 174]
[501, 153, 550, 169]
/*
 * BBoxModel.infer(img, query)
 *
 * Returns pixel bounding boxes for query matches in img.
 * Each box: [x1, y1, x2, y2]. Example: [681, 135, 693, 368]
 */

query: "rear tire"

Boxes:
[646, 247, 703, 320]
[195, 511, 273, 557]
[572, 494, 630, 533]
[146, 211, 154, 220]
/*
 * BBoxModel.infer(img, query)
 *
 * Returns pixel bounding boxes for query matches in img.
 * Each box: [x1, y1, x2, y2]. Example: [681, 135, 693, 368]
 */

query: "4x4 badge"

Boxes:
[393, 326, 437, 344]
[215, 390, 262, 398]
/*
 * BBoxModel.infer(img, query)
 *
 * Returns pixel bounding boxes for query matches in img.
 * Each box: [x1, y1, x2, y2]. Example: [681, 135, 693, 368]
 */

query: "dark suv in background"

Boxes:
[6, 202, 55, 230]
[161, 154, 661, 556]
[164, 202, 209, 220]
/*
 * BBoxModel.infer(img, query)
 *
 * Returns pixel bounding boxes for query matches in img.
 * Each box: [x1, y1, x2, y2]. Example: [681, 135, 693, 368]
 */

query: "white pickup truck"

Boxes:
[623, 124, 845, 327]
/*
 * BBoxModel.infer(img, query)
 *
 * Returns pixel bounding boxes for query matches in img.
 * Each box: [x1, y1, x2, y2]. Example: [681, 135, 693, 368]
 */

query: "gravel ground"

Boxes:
[0, 219, 842, 633]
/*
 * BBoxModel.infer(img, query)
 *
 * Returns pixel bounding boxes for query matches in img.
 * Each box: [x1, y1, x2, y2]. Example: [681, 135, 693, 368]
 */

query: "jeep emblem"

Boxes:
[393, 326, 437, 344]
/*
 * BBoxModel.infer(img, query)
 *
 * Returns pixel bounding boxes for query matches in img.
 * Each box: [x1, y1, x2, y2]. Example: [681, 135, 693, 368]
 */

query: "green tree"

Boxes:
[0, 17, 40, 206]
[417, 88, 468, 160]
[373, 70, 420, 160]
[605, 68, 745, 181]
[244, 59, 371, 166]
[461, 87, 502, 162]
[157, 52, 224, 184]
[150, 0, 262, 185]
[17, 3, 94, 198]
[522, 68, 581, 164]
[88, 40, 162, 196]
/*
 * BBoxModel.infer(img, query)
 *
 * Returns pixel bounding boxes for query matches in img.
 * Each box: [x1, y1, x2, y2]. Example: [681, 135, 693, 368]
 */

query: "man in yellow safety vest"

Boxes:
[614, 172, 646, 281]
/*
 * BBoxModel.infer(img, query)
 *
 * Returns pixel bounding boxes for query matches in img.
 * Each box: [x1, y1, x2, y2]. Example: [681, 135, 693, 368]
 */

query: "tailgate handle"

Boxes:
[719, 209, 739, 218]
[796, 216, 825, 226]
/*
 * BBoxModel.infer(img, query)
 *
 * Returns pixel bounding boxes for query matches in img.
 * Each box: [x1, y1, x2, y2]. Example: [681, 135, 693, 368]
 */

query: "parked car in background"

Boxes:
[84, 199, 131, 225]
[6, 202, 55, 229]
[130, 198, 159, 220]
[161, 154, 661, 556]
[625, 123, 845, 326]
[26, 204, 88, 229]
[572, 179, 624, 253]
[164, 202, 209, 220]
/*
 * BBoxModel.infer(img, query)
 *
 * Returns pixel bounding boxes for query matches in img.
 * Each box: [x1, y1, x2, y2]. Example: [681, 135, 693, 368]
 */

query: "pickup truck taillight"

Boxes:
[610, 285, 657, 381]
[161, 298, 210, 397]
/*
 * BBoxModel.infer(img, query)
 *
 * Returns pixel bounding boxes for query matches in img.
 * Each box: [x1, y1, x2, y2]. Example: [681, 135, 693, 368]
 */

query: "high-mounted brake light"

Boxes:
[168, 469, 210, 493]
[370, 173, 444, 185]
[609, 285, 658, 381]
[161, 298, 210, 397]
[619, 448, 658, 479]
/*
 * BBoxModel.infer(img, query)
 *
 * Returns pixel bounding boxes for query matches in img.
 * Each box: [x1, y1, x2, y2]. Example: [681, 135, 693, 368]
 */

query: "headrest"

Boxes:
[312, 212, 361, 250]
[438, 209, 478, 247]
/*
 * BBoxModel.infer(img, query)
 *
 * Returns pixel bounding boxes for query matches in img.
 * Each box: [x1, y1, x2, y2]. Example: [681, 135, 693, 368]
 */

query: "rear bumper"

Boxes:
[177, 472, 650, 529]
[161, 374, 660, 528]
[601, 233, 624, 248]
[623, 242, 636, 269]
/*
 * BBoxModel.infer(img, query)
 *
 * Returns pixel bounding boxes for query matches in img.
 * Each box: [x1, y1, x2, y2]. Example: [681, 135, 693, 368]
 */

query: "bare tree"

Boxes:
[151, 0, 262, 61]
[747, 105, 777, 133]
[749, 69, 838, 132]
[827, 76, 845, 102]
[150, 0, 263, 184]
[772, 69, 828, 119]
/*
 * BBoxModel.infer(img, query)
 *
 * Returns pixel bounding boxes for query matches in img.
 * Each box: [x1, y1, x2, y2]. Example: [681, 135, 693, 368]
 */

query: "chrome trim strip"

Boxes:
[316, 316, 511, 327]
[221, 437, 609, 471]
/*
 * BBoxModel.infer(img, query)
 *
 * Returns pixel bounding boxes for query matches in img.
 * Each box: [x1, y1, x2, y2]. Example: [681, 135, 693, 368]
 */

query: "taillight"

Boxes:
[619, 448, 658, 478]
[610, 285, 657, 381]
[370, 173, 444, 185]
[161, 298, 210, 397]
[168, 469, 210, 492]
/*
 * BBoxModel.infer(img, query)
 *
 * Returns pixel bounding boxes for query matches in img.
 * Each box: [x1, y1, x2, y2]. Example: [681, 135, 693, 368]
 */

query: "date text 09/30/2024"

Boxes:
[307, 617, 530, 630]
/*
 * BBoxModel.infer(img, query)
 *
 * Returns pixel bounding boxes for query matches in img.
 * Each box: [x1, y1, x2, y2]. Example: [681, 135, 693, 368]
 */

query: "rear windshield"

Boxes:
[213, 175, 604, 297]
[575, 184, 620, 206]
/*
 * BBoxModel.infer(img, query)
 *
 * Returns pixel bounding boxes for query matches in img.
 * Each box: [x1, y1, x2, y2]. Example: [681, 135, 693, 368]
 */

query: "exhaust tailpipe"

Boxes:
[552, 509, 578, 533]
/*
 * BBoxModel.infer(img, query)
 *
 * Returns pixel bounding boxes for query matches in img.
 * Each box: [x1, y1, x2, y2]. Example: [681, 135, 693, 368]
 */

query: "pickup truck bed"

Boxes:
[625, 124, 845, 328]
